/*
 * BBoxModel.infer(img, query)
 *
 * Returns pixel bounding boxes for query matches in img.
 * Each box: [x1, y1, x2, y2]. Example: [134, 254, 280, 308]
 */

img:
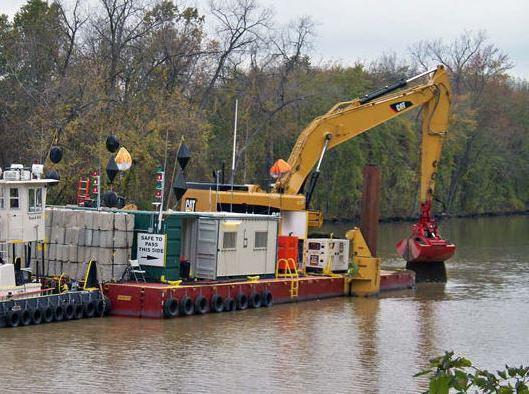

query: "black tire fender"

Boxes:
[6, 310, 21, 328]
[236, 293, 248, 310]
[261, 290, 273, 307]
[20, 308, 32, 326]
[64, 303, 75, 320]
[84, 301, 96, 318]
[95, 299, 105, 316]
[32, 308, 43, 325]
[54, 305, 65, 322]
[224, 297, 235, 312]
[103, 297, 112, 316]
[179, 296, 194, 316]
[43, 306, 54, 323]
[210, 294, 224, 313]
[74, 303, 84, 319]
[195, 295, 209, 315]
[163, 298, 179, 318]
[249, 292, 262, 309]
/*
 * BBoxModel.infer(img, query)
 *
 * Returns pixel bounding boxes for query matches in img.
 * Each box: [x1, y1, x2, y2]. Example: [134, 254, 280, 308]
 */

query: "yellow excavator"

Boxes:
[179, 65, 454, 264]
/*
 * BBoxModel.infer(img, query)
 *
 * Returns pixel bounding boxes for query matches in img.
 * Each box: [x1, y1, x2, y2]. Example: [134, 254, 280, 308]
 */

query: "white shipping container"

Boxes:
[183, 213, 279, 280]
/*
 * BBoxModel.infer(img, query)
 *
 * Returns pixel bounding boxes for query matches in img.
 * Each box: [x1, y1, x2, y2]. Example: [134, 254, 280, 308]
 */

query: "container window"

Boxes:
[9, 188, 19, 209]
[254, 231, 268, 249]
[222, 231, 237, 249]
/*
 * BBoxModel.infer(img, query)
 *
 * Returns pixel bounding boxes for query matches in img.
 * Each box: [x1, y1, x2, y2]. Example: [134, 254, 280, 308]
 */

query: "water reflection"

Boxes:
[1, 215, 528, 393]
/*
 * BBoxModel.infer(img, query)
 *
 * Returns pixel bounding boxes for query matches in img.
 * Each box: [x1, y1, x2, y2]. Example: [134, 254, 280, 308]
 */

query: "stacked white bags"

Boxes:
[41, 207, 134, 281]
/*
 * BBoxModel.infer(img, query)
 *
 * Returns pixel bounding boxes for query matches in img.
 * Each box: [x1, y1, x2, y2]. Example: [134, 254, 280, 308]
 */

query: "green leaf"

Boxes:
[429, 376, 451, 394]
[498, 386, 513, 394]
[498, 371, 508, 380]
[414, 369, 433, 378]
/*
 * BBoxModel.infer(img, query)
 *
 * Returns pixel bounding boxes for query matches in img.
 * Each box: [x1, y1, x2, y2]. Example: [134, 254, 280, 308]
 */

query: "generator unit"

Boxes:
[304, 238, 350, 272]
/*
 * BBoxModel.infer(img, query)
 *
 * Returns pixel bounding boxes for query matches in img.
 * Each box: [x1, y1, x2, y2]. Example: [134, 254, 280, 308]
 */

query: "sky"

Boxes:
[2, 0, 528, 78]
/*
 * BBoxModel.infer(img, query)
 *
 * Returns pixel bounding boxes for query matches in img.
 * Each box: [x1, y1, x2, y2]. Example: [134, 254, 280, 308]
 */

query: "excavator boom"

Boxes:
[275, 65, 451, 204]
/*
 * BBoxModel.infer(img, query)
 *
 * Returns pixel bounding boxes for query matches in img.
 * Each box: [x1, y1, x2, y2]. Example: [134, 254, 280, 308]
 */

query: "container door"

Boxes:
[195, 218, 218, 280]
[217, 223, 239, 277]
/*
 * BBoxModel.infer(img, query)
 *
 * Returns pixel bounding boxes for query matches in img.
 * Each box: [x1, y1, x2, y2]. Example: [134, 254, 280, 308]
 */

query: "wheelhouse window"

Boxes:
[28, 188, 43, 212]
[9, 188, 19, 209]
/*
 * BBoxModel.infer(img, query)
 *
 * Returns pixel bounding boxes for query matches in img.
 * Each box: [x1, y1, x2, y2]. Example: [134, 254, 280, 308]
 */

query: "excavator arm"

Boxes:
[274, 65, 451, 209]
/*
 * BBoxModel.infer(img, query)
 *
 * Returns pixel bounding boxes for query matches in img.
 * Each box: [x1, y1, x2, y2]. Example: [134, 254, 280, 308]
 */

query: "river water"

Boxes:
[1, 215, 528, 393]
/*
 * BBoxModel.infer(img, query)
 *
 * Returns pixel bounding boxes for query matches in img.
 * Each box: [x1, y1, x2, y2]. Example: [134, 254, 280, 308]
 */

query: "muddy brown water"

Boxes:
[1, 216, 528, 393]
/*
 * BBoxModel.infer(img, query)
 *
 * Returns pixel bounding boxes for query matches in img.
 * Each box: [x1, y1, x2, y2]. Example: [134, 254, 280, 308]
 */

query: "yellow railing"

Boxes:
[276, 258, 299, 298]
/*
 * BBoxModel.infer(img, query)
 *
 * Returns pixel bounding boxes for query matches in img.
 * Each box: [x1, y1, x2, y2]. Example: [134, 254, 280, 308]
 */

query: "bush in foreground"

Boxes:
[416, 351, 528, 393]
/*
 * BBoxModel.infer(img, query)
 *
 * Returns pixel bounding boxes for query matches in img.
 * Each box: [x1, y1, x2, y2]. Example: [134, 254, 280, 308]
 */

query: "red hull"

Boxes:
[396, 237, 455, 263]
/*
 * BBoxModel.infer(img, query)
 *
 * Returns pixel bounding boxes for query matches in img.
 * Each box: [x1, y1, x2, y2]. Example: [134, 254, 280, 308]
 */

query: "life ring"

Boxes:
[84, 301, 96, 318]
[224, 297, 235, 312]
[179, 296, 194, 316]
[211, 294, 224, 313]
[261, 290, 273, 307]
[20, 308, 32, 326]
[249, 292, 262, 308]
[74, 303, 84, 319]
[163, 298, 179, 318]
[64, 303, 75, 320]
[54, 305, 65, 321]
[31, 308, 43, 325]
[95, 299, 106, 316]
[236, 293, 248, 310]
[43, 306, 54, 323]
[195, 295, 209, 315]
[6, 310, 21, 328]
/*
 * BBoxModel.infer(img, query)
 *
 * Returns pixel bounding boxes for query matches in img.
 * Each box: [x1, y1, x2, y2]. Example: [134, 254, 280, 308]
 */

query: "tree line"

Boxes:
[1, 0, 527, 219]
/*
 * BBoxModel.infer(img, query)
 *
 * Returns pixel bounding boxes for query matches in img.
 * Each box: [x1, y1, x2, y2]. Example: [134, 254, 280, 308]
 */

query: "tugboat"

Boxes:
[0, 164, 109, 328]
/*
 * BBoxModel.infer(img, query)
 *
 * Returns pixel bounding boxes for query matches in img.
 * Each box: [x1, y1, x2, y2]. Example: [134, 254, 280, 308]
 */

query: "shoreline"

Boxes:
[323, 209, 529, 225]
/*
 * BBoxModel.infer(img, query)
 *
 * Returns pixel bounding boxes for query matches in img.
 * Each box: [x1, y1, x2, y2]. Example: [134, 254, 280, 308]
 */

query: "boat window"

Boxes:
[0, 188, 4, 209]
[222, 231, 237, 249]
[29, 188, 35, 211]
[36, 188, 42, 211]
[9, 188, 19, 209]
[254, 231, 268, 249]
[28, 188, 43, 212]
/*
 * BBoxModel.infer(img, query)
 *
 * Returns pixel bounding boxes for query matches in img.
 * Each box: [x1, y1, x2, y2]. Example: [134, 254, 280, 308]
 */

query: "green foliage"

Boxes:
[416, 351, 529, 394]
[0, 1, 527, 217]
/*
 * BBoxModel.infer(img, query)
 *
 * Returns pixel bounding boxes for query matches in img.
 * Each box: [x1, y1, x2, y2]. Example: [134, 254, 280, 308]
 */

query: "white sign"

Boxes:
[137, 233, 166, 267]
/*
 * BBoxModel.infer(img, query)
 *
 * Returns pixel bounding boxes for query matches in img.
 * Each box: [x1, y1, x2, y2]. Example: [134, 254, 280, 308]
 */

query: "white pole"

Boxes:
[230, 99, 238, 213]
[231, 99, 238, 186]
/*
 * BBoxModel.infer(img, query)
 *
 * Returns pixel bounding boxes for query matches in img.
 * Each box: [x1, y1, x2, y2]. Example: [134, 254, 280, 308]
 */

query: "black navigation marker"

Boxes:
[177, 143, 191, 170]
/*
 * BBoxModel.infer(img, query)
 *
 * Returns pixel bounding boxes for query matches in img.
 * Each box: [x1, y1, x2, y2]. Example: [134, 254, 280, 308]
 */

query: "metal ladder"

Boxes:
[276, 258, 300, 298]
[77, 177, 91, 206]
[285, 260, 299, 298]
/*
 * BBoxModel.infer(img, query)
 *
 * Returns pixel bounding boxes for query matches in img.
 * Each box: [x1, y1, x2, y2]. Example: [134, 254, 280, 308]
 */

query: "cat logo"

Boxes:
[390, 101, 413, 112]
[184, 198, 197, 212]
